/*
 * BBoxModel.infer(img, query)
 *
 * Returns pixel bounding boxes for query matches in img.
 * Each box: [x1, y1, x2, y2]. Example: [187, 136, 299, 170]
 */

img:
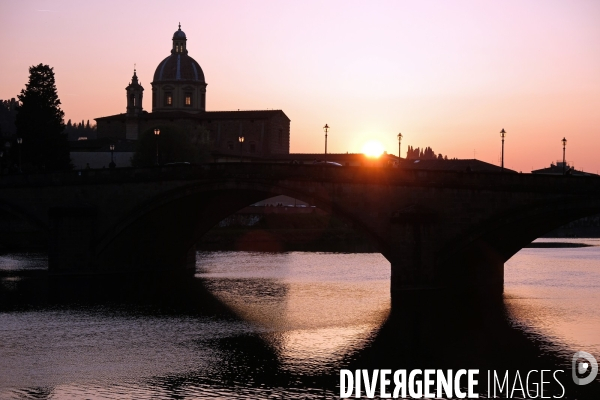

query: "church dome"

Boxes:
[153, 54, 205, 82]
[151, 24, 207, 112]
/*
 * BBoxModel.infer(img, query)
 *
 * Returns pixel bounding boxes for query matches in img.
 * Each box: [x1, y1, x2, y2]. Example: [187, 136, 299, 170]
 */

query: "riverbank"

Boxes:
[198, 213, 379, 252]
[525, 242, 596, 248]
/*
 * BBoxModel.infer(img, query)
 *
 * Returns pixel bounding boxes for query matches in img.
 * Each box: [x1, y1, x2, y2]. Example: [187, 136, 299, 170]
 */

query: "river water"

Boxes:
[0, 240, 598, 399]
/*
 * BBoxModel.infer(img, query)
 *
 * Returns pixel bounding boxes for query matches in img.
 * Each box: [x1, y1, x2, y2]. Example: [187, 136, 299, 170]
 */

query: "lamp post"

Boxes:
[562, 137, 567, 175]
[154, 128, 160, 165]
[397, 132, 403, 159]
[500, 128, 506, 172]
[238, 135, 245, 161]
[323, 124, 329, 163]
[109, 144, 115, 169]
[16, 137, 22, 173]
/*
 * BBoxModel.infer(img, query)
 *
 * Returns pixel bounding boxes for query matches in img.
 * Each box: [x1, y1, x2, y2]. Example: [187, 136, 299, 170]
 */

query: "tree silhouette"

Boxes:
[406, 145, 447, 160]
[64, 118, 96, 141]
[0, 98, 18, 138]
[15, 64, 71, 171]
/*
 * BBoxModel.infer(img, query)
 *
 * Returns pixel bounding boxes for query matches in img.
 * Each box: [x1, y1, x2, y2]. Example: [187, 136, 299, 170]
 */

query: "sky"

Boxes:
[1, 0, 599, 172]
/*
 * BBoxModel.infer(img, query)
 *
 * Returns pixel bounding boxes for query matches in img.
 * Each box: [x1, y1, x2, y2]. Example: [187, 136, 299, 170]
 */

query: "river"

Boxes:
[0, 240, 598, 398]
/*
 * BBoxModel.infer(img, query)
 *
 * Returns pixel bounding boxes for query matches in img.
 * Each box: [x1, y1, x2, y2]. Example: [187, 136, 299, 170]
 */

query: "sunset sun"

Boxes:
[361, 140, 385, 158]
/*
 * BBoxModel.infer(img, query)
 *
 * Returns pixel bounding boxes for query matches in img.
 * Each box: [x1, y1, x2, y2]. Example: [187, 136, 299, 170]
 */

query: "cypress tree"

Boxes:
[15, 64, 71, 171]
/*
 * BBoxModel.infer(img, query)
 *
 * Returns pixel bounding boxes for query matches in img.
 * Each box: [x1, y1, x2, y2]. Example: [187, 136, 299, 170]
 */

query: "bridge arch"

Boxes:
[445, 197, 600, 259]
[0, 200, 48, 251]
[95, 179, 386, 272]
[433, 195, 600, 295]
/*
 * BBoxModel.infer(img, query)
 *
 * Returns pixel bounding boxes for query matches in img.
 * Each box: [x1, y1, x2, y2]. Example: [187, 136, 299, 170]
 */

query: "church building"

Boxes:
[95, 24, 290, 160]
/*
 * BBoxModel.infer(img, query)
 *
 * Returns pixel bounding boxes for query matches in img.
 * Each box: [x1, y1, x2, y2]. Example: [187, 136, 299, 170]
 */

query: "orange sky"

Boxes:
[1, 1, 599, 172]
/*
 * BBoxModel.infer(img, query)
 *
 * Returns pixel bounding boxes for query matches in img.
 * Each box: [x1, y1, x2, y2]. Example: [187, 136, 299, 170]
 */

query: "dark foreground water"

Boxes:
[0, 241, 599, 399]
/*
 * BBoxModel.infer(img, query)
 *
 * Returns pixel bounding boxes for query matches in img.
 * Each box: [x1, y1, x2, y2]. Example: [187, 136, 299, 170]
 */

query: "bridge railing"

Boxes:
[0, 163, 599, 194]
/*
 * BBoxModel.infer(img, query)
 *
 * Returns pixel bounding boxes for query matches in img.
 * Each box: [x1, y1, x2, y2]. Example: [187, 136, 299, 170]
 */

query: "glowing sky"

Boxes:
[1, 1, 599, 172]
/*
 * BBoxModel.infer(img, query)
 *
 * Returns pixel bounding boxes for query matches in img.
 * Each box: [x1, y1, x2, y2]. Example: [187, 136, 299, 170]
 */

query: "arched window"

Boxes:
[185, 93, 192, 106]
[165, 92, 173, 106]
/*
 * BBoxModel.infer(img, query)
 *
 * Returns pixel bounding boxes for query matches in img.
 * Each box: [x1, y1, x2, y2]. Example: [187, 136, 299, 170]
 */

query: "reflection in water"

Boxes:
[505, 238, 600, 359]
[0, 253, 47, 271]
[0, 248, 598, 398]
[197, 252, 390, 374]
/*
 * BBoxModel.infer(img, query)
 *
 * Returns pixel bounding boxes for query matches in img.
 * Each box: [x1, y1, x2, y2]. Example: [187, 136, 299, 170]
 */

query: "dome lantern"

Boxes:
[172, 22, 188, 54]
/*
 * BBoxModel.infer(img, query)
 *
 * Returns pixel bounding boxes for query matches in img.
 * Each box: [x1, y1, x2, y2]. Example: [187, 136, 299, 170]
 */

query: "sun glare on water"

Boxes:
[362, 140, 385, 158]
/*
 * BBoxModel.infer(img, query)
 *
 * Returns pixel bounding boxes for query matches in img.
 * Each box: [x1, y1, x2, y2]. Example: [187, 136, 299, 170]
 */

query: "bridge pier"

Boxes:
[48, 207, 98, 273]
[390, 260, 504, 308]
[48, 206, 197, 275]
[388, 236, 505, 308]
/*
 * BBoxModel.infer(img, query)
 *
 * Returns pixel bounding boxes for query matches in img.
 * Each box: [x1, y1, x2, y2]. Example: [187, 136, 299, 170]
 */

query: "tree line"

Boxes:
[65, 119, 97, 141]
[0, 99, 19, 138]
[406, 145, 448, 160]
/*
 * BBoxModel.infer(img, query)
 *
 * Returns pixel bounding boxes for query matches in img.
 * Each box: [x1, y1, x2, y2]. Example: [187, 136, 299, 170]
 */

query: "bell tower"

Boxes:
[126, 68, 144, 117]
[126, 68, 144, 140]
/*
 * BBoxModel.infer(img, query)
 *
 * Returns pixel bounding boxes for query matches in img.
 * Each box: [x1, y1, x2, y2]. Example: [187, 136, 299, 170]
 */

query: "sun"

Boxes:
[362, 140, 385, 158]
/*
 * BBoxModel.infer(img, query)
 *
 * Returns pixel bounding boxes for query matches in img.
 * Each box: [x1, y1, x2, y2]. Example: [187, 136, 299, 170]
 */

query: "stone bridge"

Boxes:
[1, 163, 599, 300]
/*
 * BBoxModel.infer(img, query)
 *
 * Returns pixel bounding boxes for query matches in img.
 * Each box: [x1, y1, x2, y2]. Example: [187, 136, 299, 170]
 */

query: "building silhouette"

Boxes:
[93, 24, 290, 164]
[532, 161, 598, 176]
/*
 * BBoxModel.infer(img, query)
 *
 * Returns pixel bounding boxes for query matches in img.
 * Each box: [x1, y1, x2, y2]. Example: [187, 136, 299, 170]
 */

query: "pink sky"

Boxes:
[1, 0, 599, 172]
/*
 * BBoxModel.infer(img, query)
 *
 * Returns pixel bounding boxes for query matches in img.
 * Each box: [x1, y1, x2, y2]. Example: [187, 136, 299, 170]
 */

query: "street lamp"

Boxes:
[397, 132, 403, 159]
[16, 137, 22, 173]
[323, 124, 329, 163]
[238, 135, 245, 161]
[154, 128, 160, 165]
[500, 128, 506, 172]
[562, 137, 567, 175]
[109, 144, 116, 169]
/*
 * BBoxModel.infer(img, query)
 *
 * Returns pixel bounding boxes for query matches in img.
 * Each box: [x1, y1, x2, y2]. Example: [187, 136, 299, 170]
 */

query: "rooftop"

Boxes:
[532, 162, 598, 176]
[95, 109, 290, 122]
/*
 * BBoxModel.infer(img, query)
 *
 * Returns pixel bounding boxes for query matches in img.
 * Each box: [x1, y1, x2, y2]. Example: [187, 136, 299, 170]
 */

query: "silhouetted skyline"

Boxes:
[1, 1, 599, 172]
